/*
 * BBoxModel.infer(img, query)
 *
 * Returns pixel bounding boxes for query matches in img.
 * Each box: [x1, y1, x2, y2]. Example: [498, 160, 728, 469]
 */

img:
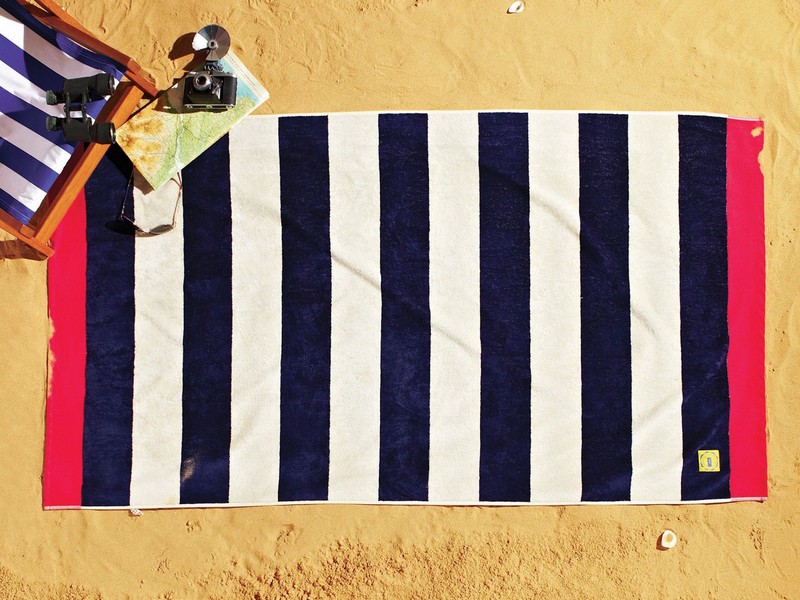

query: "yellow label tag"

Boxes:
[698, 450, 720, 472]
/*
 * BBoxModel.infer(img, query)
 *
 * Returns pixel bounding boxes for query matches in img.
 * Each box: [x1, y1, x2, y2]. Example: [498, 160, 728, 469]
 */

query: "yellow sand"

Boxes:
[1, 0, 798, 597]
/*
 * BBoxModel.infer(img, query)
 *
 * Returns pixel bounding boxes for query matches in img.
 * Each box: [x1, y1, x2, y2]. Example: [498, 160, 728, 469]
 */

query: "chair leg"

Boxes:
[0, 212, 53, 259]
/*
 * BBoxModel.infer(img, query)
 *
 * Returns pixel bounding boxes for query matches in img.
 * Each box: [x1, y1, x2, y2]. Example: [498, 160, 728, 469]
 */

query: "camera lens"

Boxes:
[193, 74, 213, 91]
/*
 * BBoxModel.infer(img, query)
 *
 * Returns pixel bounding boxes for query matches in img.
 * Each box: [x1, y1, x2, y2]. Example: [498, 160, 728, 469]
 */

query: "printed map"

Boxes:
[117, 51, 269, 190]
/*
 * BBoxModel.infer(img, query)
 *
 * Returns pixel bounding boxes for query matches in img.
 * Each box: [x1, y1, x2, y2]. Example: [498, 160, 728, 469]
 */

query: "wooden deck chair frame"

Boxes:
[0, 0, 158, 259]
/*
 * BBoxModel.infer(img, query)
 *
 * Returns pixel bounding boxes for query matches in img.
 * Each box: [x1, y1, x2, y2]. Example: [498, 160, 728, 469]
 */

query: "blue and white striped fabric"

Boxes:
[48, 111, 767, 508]
[0, 0, 124, 224]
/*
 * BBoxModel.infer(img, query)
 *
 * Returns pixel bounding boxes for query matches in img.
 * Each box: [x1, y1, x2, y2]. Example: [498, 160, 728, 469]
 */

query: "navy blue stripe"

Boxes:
[678, 115, 731, 500]
[0, 139, 60, 188]
[277, 116, 332, 502]
[378, 113, 431, 502]
[82, 146, 134, 506]
[0, 187, 34, 223]
[180, 135, 233, 504]
[478, 112, 531, 503]
[579, 113, 633, 502]
[0, 85, 77, 151]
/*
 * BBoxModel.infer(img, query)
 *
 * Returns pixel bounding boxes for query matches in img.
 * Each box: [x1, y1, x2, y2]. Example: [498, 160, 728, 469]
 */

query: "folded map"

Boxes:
[117, 51, 269, 190]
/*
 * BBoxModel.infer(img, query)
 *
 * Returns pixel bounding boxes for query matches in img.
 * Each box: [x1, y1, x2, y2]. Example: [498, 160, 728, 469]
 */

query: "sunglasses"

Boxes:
[108, 171, 182, 237]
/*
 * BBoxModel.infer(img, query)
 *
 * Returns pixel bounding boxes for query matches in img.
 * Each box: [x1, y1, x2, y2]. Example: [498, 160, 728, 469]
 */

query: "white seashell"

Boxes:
[658, 529, 678, 549]
[508, 1, 525, 14]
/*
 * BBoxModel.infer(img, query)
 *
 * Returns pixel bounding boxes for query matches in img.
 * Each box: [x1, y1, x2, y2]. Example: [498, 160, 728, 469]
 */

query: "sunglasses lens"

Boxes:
[148, 224, 175, 235]
[106, 218, 139, 235]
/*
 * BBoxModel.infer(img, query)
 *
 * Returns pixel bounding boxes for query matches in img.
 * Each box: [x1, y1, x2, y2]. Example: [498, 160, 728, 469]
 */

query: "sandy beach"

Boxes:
[0, 0, 798, 597]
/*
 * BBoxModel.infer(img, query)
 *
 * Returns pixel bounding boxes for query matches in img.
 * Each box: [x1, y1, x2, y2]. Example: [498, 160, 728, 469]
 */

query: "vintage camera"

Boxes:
[182, 25, 238, 111]
[182, 66, 237, 110]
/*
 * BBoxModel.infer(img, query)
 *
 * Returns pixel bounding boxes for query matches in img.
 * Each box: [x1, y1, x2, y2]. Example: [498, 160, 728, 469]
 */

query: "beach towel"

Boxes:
[44, 111, 766, 509]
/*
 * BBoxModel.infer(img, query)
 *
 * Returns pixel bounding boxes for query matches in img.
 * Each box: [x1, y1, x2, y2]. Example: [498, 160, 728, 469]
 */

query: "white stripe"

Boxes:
[0, 7, 114, 80]
[327, 113, 382, 502]
[0, 111, 72, 170]
[427, 112, 481, 502]
[129, 173, 185, 507]
[628, 113, 683, 502]
[0, 61, 64, 116]
[0, 161, 46, 211]
[529, 112, 583, 503]
[228, 116, 282, 503]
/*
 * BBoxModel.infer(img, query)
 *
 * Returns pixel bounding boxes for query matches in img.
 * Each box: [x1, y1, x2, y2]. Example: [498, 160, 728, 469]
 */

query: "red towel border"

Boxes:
[727, 119, 767, 500]
[44, 189, 87, 509]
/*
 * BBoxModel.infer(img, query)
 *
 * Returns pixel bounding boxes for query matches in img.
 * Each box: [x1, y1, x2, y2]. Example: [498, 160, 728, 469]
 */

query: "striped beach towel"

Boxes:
[44, 111, 766, 509]
[0, 0, 124, 224]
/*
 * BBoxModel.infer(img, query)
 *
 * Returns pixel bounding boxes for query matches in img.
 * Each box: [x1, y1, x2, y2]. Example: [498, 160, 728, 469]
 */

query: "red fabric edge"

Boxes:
[43, 190, 87, 509]
[727, 118, 767, 500]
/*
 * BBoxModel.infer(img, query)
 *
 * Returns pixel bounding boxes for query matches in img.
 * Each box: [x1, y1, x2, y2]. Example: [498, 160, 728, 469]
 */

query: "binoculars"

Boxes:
[45, 73, 117, 144]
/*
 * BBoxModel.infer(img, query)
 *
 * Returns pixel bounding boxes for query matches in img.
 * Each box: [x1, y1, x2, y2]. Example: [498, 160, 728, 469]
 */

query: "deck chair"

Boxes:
[0, 0, 157, 258]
